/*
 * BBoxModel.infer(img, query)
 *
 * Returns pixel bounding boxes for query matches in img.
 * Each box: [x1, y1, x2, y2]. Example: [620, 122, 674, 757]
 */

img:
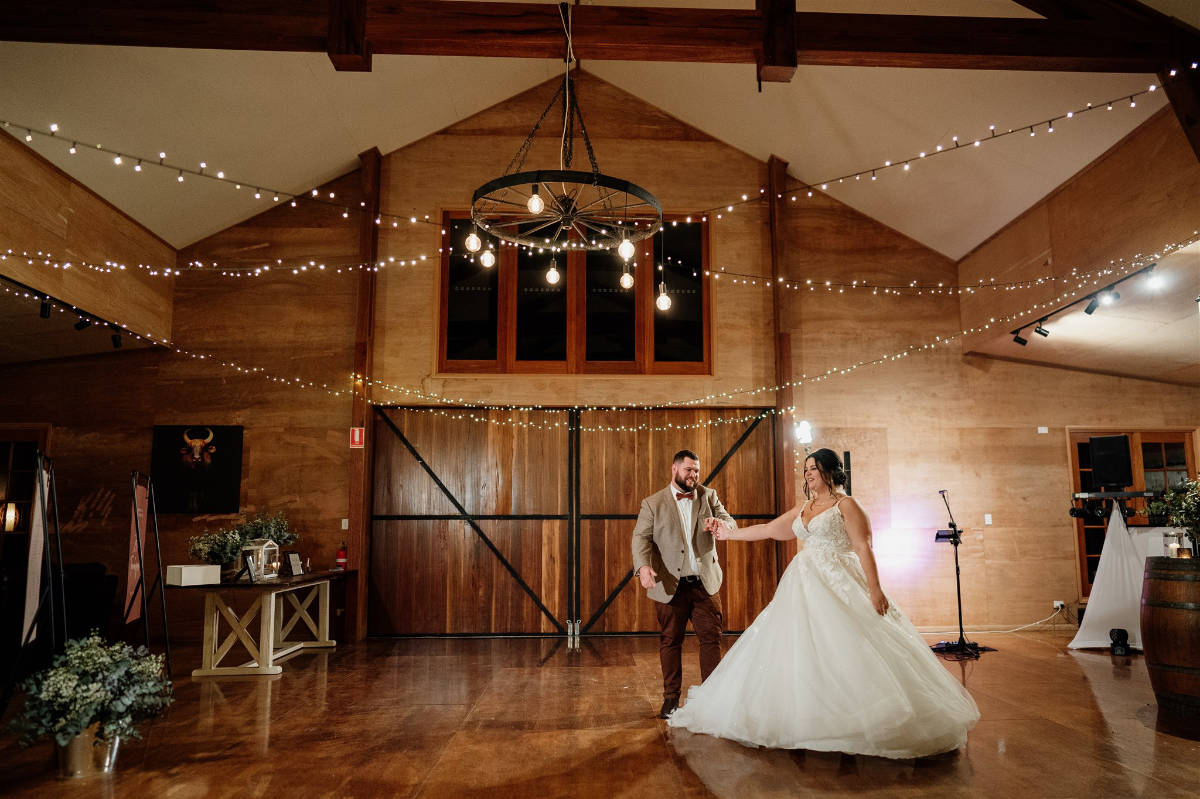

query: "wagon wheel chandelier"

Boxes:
[465, 3, 662, 264]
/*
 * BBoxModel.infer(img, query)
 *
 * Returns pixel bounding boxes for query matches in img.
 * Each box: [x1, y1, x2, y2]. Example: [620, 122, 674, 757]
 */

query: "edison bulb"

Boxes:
[465, 231, 482, 252]
[618, 239, 635, 261]
[546, 264, 561, 285]
[527, 192, 545, 214]
[479, 249, 496, 268]
[655, 287, 672, 311]
[619, 271, 634, 290]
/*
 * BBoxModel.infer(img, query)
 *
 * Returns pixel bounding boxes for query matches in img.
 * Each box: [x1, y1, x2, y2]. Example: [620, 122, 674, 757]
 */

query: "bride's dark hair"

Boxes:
[804, 448, 848, 498]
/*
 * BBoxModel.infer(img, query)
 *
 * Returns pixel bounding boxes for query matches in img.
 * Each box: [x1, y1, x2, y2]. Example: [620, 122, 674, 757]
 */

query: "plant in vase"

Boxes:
[1143, 478, 1200, 555]
[9, 632, 173, 777]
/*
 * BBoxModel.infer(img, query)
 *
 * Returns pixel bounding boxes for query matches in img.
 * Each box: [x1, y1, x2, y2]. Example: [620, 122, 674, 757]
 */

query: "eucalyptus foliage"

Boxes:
[187, 510, 297, 565]
[11, 633, 173, 747]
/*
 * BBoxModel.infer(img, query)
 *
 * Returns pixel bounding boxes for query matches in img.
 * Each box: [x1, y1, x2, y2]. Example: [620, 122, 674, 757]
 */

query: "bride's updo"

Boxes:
[805, 448, 847, 498]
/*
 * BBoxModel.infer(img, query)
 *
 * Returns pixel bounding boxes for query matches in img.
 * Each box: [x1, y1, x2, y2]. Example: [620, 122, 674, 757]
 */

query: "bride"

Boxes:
[666, 448, 980, 759]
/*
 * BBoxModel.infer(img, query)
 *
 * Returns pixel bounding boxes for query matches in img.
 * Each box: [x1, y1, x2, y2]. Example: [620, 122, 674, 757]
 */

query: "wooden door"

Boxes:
[368, 406, 778, 635]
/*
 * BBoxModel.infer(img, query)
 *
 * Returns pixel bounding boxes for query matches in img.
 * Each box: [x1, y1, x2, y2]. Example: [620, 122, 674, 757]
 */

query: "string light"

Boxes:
[1, 246, 431, 278]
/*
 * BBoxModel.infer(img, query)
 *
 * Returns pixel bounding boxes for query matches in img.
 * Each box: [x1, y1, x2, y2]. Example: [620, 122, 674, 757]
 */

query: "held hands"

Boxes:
[638, 565, 658, 589]
[705, 517, 733, 540]
[869, 586, 890, 616]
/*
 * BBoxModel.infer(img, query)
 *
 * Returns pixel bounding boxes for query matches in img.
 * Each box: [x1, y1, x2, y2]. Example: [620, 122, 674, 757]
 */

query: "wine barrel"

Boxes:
[1141, 556, 1200, 715]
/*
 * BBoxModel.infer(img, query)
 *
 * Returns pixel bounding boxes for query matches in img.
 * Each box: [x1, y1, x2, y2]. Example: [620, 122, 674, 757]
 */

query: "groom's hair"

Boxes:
[673, 449, 699, 464]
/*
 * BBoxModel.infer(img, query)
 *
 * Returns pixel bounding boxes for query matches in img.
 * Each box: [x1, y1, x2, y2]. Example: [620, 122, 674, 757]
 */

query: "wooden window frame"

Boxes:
[1068, 428, 1197, 596]
[438, 211, 711, 376]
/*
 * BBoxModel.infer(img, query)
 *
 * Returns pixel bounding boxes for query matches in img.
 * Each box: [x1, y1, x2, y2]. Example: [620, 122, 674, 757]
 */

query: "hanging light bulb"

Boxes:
[527, 185, 545, 214]
[619, 268, 634, 290]
[618, 239, 636, 261]
[465, 230, 482, 253]
[479, 249, 496, 268]
[546, 259, 561, 285]
[656, 281, 671, 311]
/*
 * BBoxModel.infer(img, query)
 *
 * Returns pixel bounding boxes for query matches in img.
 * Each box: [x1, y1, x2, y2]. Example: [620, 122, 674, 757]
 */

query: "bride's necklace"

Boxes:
[805, 492, 838, 522]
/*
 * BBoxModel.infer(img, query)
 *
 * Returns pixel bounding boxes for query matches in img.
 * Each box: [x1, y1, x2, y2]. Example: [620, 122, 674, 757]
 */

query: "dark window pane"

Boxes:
[1084, 527, 1106, 555]
[1145, 471, 1166, 492]
[1142, 442, 1164, 469]
[651, 224, 704, 363]
[9, 471, 35, 500]
[1076, 442, 1091, 470]
[11, 442, 36, 471]
[585, 250, 636, 361]
[1165, 442, 1187, 468]
[1078, 470, 1095, 492]
[1167, 470, 1188, 490]
[516, 248, 566, 361]
[1086, 556, 1099, 585]
[445, 219, 498, 361]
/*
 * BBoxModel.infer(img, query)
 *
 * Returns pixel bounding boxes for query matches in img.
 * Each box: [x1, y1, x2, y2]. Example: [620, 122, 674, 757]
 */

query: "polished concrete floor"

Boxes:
[1, 630, 1198, 798]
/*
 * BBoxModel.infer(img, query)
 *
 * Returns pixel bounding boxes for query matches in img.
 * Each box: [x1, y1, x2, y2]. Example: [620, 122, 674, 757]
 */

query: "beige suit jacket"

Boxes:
[631, 484, 735, 603]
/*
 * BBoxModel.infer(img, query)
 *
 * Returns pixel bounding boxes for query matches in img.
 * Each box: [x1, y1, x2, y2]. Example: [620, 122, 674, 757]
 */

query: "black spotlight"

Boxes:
[1068, 506, 1086, 518]
[1034, 322, 1049, 337]
[73, 318, 92, 331]
[1013, 333, 1028, 346]
[39, 300, 51, 319]
[1084, 295, 1100, 315]
[1109, 628, 1130, 657]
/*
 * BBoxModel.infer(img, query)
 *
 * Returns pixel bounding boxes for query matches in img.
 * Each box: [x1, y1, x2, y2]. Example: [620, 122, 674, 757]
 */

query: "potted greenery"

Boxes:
[1141, 478, 1200, 554]
[10, 632, 173, 777]
[187, 511, 299, 576]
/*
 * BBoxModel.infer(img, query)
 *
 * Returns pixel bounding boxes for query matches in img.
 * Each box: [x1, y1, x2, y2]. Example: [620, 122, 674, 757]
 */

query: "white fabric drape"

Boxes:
[1068, 505, 1174, 650]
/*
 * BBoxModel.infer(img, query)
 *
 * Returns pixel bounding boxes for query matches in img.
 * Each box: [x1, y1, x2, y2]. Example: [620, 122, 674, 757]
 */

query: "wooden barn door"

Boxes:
[576, 409, 780, 634]
[368, 406, 777, 636]
[369, 407, 570, 635]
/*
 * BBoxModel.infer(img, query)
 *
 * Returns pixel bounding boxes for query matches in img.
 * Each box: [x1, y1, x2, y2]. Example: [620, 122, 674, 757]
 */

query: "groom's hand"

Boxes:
[638, 565, 658, 589]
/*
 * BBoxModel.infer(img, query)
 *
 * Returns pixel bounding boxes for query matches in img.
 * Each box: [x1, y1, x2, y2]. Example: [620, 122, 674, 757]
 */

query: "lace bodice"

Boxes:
[793, 500, 854, 555]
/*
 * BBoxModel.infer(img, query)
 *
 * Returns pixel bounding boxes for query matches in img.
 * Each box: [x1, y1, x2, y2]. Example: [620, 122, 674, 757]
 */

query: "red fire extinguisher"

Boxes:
[335, 541, 348, 571]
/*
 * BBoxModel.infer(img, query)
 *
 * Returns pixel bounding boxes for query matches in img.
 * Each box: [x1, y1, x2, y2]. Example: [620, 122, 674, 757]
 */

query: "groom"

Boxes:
[632, 449, 735, 718]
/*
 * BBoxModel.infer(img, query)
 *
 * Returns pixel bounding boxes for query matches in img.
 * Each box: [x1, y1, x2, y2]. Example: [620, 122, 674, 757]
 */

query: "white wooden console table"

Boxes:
[172, 570, 350, 677]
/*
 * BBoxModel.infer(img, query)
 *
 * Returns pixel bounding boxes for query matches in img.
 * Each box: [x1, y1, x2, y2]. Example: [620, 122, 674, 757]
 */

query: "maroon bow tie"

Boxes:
[676, 491, 694, 500]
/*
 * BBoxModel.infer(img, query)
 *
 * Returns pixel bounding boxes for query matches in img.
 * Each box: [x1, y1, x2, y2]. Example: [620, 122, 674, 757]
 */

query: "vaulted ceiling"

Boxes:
[1, 0, 1196, 259]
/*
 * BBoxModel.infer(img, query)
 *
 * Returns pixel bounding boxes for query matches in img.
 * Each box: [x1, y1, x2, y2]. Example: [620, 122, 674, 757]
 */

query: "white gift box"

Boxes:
[166, 564, 222, 586]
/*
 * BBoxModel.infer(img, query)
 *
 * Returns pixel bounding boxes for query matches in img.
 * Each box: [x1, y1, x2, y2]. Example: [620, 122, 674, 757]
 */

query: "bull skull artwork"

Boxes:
[181, 427, 216, 469]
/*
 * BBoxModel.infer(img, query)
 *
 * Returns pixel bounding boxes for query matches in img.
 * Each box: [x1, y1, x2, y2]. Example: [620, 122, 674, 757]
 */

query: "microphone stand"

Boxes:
[931, 490, 986, 659]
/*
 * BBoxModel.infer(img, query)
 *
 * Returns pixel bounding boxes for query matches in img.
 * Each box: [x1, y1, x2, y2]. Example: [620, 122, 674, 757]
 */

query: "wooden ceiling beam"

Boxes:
[0, 1, 1174, 74]
[328, 0, 371, 72]
[757, 0, 797, 83]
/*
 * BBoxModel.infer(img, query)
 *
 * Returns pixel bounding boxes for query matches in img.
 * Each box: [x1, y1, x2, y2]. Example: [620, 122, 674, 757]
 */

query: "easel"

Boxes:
[122, 472, 172, 679]
[0, 453, 66, 716]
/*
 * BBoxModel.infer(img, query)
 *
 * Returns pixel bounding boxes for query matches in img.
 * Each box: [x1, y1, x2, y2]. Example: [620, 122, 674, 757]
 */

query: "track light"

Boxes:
[1034, 321, 1049, 337]
[1013, 332, 1028, 346]
[1100, 290, 1119, 306]
[74, 319, 92, 330]
[39, 300, 50, 318]
[1084, 295, 1100, 315]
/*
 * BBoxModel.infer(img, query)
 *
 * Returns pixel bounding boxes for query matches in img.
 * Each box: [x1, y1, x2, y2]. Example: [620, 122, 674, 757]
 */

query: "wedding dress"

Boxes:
[667, 499, 980, 759]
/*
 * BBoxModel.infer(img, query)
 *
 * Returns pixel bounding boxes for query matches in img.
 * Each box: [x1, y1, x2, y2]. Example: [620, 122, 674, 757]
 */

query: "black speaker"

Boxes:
[1089, 435, 1132, 488]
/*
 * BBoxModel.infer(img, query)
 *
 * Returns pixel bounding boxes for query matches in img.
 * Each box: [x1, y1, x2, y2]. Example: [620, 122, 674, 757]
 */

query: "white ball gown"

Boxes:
[667, 500, 980, 759]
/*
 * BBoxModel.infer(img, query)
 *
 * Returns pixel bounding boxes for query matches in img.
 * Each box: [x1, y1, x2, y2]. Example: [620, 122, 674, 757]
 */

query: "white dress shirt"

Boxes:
[671, 484, 701, 576]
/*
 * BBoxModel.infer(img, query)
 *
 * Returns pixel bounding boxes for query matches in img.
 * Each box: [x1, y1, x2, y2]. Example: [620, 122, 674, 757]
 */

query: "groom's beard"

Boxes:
[674, 478, 695, 492]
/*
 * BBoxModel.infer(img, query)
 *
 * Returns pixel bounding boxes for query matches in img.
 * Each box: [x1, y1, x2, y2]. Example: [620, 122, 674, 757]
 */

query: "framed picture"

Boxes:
[150, 425, 243, 514]
[283, 551, 304, 577]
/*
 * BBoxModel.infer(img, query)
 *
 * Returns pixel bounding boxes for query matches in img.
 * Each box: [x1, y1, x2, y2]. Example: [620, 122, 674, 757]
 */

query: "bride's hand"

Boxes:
[713, 521, 733, 541]
[869, 587, 890, 616]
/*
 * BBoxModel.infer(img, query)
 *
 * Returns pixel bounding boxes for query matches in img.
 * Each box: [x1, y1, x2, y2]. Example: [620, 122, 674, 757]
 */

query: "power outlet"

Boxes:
[1053, 600, 1066, 610]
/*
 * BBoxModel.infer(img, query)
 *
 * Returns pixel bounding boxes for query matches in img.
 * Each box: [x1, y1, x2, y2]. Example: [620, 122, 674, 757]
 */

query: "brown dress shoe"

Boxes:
[659, 696, 679, 719]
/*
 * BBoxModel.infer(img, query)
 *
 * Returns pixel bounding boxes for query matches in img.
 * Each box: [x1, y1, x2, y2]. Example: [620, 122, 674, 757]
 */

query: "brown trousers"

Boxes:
[655, 578, 724, 700]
